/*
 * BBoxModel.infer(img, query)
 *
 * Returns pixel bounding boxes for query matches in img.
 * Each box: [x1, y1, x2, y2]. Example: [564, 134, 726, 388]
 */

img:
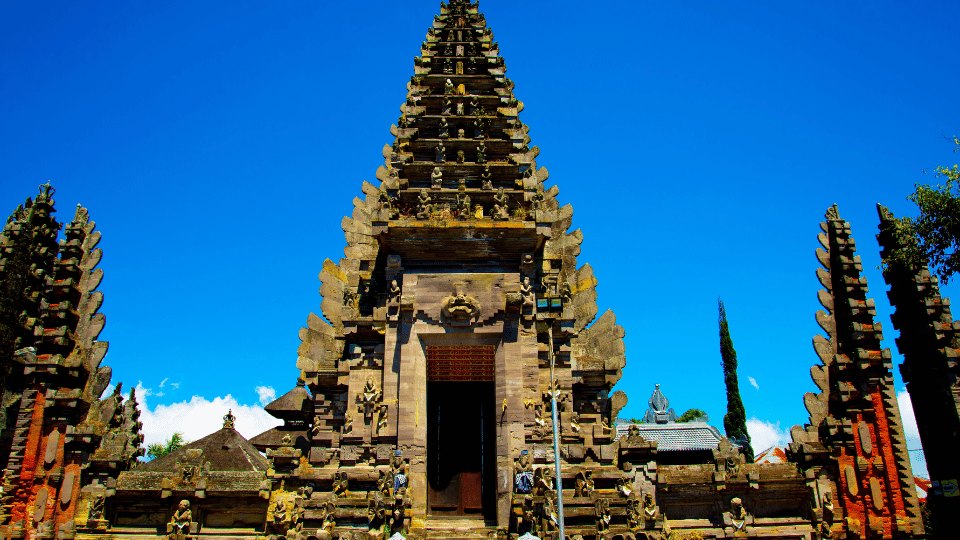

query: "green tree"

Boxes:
[886, 135, 960, 283]
[719, 298, 754, 461]
[677, 408, 708, 423]
[146, 432, 187, 460]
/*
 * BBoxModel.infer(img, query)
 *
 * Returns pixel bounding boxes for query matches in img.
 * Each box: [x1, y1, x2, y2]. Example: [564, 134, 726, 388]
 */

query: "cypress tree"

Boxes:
[719, 298, 754, 461]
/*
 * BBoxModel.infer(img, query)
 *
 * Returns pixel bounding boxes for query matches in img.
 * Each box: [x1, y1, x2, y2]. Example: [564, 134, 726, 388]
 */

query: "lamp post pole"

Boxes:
[548, 325, 565, 540]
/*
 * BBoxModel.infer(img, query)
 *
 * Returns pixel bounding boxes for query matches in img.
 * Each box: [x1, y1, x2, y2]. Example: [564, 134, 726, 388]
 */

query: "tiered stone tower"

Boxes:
[877, 204, 960, 533]
[789, 205, 922, 538]
[0, 186, 143, 540]
[293, 0, 627, 532]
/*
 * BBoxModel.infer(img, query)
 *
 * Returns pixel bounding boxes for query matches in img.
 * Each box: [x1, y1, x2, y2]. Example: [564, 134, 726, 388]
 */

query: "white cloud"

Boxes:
[171, 382, 180, 390]
[746, 417, 789, 453]
[898, 388, 928, 478]
[115, 382, 282, 452]
[159, 378, 168, 388]
[748, 376, 759, 390]
[256, 386, 277, 406]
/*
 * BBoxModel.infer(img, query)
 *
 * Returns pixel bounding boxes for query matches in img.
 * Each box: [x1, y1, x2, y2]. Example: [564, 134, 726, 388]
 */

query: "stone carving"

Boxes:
[417, 189, 432, 219]
[533, 466, 553, 497]
[642, 492, 658, 523]
[223, 409, 236, 429]
[481, 166, 492, 190]
[367, 497, 386, 533]
[516, 495, 535, 536]
[377, 469, 392, 496]
[727, 497, 747, 533]
[431, 166, 443, 188]
[574, 470, 594, 497]
[89, 495, 105, 521]
[456, 192, 471, 217]
[444, 78, 454, 94]
[332, 472, 349, 498]
[616, 477, 633, 498]
[376, 404, 389, 436]
[273, 499, 286, 523]
[342, 414, 353, 434]
[492, 188, 509, 220]
[441, 290, 481, 321]
[456, 101, 465, 115]
[167, 500, 192, 540]
[435, 142, 446, 162]
[358, 378, 383, 418]
[391, 451, 408, 494]
[476, 142, 486, 163]
[470, 96, 479, 115]
[438, 117, 449, 138]
[377, 188, 395, 216]
[442, 97, 452, 115]
[627, 498, 642, 531]
[389, 492, 407, 535]
[595, 497, 611, 535]
[456, 149, 465, 163]
[390, 280, 401, 304]
[570, 413, 581, 433]
[514, 451, 533, 493]
[643, 384, 677, 423]
[521, 276, 535, 308]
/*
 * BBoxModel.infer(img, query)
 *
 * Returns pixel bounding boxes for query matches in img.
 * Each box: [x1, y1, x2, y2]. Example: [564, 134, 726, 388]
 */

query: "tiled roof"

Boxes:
[755, 446, 788, 464]
[615, 422, 723, 451]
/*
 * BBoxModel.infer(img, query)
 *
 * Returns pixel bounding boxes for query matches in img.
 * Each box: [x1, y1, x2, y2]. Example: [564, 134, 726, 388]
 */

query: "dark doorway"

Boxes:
[427, 381, 495, 518]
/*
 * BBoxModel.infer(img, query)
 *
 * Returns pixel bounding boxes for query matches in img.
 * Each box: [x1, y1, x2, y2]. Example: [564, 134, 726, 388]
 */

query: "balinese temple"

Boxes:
[0, 1, 933, 539]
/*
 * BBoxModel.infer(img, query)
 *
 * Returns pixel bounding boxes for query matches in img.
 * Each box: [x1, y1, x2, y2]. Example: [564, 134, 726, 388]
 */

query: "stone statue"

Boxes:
[516, 495, 535, 536]
[627, 498, 642, 532]
[470, 96, 479, 115]
[822, 490, 834, 524]
[389, 492, 407, 535]
[481, 166, 492, 190]
[417, 189, 432, 219]
[431, 166, 443, 188]
[533, 466, 553, 497]
[616, 477, 633, 498]
[377, 469, 392, 496]
[570, 413, 581, 433]
[273, 499, 286, 523]
[493, 188, 509, 220]
[456, 101, 465, 115]
[89, 495, 105, 520]
[443, 44, 453, 57]
[168, 500, 192, 540]
[514, 451, 533, 494]
[456, 149, 465, 164]
[473, 119, 483, 139]
[444, 78, 454, 94]
[391, 451, 408, 494]
[359, 378, 382, 416]
[389, 280, 401, 303]
[435, 142, 446, 162]
[476, 142, 486, 164]
[595, 497, 611, 534]
[332, 472, 349, 498]
[320, 501, 336, 532]
[442, 97, 452, 115]
[600, 418, 613, 435]
[520, 276, 535, 308]
[367, 498, 386, 533]
[223, 409, 236, 430]
[467, 57, 477, 74]
[438, 117, 449, 138]
[456, 192, 471, 217]
[376, 404, 389, 436]
[342, 414, 353, 434]
[574, 470, 594, 497]
[729, 497, 747, 532]
[642, 492, 657, 522]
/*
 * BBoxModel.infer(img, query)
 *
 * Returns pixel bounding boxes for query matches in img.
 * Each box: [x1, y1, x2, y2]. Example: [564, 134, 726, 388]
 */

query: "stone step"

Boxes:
[424, 518, 497, 540]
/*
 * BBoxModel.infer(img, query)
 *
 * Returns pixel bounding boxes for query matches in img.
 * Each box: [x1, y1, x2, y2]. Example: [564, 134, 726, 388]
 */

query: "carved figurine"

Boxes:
[481, 166, 493, 190]
[311, 415, 322, 437]
[476, 142, 486, 164]
[513, 451, 533, 494]
[473, 118, 483, 139]
[492, 188, 509, 220]
[616, 477, 633, 498]
[281, 434, 293, 447]
[392, 451, 408, 494]
[456, 149, 465, 164]
[168, 500, 192, 540]
[595, 497, 611, 534]
[358, 378, 383, 416]
[516, 495, 535, 536]
[431, 166, 443, 188]
[435, 142, 446, 162]
[377, 469, 392, 497]
[332, 472, 349, 498]
[456, 192, 471, 217]
[470, 96, 479, 115]
[273, 499, 286, 524]
[342, 414, 353, 434]
[390, 280, 401, 303]
[376, 404, 389, 436]
[456, 101, 465, 115]
[521, 276, 535, 308]
[444, 78, 454, 94]
[377, 188, 394, 212]
[570, 413, 581, 433]
[533, 466, 553, 497]
[627, 498, 642, 531]
[574, 470, 594, 497]
[389, 492, 407, 535]
[729, 497, 747, 532]
[442, 97, 452, 115]
[438, 117, 449, 138]
[467, 57, 477, 74]
[89, 495, 105, 520]
[367, 498, 386, 534]
[542, 491, 559, 534]
[642, 492, 658, 523]
[822, 490, 834, 524]
[417, 189, 432, 219]
[320, 501, 336, 532]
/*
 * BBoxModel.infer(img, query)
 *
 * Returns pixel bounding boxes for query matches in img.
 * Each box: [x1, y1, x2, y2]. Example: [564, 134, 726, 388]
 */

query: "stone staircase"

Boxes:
[424, 518, 498, 540]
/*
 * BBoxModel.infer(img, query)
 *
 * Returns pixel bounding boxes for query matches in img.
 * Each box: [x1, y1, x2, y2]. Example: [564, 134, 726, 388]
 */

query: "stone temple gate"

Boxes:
[296, 0, 628, 527]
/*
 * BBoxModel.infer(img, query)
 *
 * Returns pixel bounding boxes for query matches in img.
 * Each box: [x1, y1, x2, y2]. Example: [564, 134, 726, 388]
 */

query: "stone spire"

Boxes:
[877, 203, 960, 532]
[789, 205, 922, 537]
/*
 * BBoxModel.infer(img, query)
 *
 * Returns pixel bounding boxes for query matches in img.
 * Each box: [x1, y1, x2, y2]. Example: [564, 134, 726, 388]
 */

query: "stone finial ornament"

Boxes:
[223, 409, 236, 429]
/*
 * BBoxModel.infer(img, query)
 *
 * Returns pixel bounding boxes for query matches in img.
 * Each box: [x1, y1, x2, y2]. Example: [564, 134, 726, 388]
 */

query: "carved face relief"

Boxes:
[441, 292, 481, 321]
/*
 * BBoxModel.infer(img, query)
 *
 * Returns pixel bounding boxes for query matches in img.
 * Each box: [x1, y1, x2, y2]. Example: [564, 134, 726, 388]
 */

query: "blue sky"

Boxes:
[2, 1, 958, 474]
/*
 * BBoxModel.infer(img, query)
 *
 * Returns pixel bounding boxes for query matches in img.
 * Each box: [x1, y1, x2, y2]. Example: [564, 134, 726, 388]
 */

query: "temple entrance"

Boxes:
[427, 381, 495, 518]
